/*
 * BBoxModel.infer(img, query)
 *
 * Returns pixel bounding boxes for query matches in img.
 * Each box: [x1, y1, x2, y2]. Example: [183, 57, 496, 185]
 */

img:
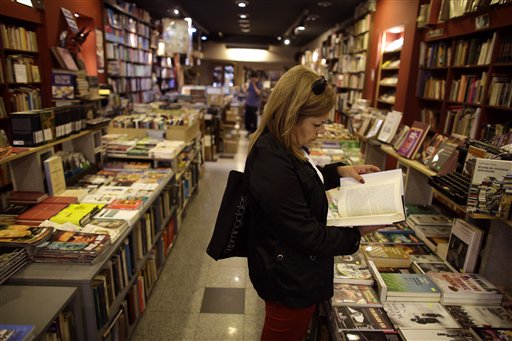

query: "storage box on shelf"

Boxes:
[0, 285, 84, 340]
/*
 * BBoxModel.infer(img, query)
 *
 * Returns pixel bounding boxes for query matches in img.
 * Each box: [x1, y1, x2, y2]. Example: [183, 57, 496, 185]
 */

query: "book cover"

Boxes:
[411, 260, 457, 275]
[0, 324, 35, 341]
[334, 252, 374, 285]
[331, 283, 382, 307]
[362, 245, 411, 268]
[399, 328, 475, 340]
[53, 47, 78, 71]
[466, 158, 512, 216]
[420, 133, 448, 165]
[381, 273, 441, 301]
[392, 125, 410, 150]
[446, 219, 483, 273]
[378, 110, 403, 144]
[383, 302, 460, 329]
[94, 208, 139, 226]
[445, 305, 512, 328]
[0, 204, 29, 217]
[42, 196, 78, 205]
[397, 121, 430, 159]
[336, 169, 405, 226]
[340, 331, 401, 341]
[16, 203, 68, 222]
[44, 155, 66, 196]
[361, 231, 424, 245]
[333, 306, 395, 332]
[425, 135, 464, 173]
[365, 116, 385, 139]
[8, 191, 48, 204]
[470, 327, 512, 341]
[408, 214, 452, 226]
[107, 199, 143, 210]
[0, 225, 52, 246]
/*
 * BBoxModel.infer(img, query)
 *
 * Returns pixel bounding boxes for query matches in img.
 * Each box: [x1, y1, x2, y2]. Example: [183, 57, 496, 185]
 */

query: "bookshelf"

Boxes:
[154, 54, 177, 93]
[0, 5, 49, 141]
[0, 285, 83, 340]
[374, 27, 404, 110]
[415, 2, 512, 140]
[103, 0, 155, 104]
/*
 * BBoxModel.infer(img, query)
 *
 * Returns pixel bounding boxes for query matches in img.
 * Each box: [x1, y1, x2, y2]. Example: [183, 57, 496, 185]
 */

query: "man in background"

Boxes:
[244, 70, 262, 136]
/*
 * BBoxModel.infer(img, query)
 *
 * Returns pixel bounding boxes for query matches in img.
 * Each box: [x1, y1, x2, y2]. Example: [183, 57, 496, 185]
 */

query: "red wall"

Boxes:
[365, 0, 421, 124]
[43, 0, 104, 81]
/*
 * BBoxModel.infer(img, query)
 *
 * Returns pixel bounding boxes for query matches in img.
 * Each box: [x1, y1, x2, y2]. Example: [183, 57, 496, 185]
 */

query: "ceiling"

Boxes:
[134, 0, 363, 47]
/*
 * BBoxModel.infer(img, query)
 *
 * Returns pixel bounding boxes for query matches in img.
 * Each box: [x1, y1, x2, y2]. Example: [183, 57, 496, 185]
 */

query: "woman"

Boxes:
[245, 65, 382, 340]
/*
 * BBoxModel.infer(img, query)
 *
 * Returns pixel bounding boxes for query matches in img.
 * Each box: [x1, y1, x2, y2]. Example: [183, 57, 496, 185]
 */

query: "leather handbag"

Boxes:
[206, 170, 249, 260]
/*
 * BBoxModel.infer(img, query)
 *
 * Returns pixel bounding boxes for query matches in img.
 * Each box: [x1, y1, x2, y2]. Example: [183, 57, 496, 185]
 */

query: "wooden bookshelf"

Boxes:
[375, 31, 403, 110]
[415, 2, 512, 140]
[103, 0, 155, 104]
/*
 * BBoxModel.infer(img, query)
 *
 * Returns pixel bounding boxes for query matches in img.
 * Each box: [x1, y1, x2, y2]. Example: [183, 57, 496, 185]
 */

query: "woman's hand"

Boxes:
[337, 165, 381, 183]
[355, 225, 382, 235]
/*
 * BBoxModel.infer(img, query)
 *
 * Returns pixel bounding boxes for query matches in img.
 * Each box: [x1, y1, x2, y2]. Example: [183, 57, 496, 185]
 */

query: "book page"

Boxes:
[337, 169, 404, 226]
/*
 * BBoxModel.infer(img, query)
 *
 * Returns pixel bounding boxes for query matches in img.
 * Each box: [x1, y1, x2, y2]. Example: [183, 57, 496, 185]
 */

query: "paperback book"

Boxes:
[383, 302, 460, 329]
[335, 169, 405, 226]
[339, 331, 401, 341]
[470, 327, 512, 341]
[378, 110, 403, 144]
[334, 252, 374, 285]
[0, 225, 52, 246]
[396, 121, 430, 159]
[331, 283, 382, 307]
[361, 231, 424, 245]
[0, 324, 35, 341]
[380, 272, 442, 302]
[411, 260, 457, 275]
[444, 305, 512, 329]
[446, 219, 483, 273]
[361, 244, 411, 268]
[398, 328, 475, 341]
[333, 306, 395, 332]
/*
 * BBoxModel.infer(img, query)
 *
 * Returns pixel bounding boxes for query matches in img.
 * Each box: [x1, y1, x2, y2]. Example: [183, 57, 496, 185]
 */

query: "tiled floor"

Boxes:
[132, 137, 265, 341]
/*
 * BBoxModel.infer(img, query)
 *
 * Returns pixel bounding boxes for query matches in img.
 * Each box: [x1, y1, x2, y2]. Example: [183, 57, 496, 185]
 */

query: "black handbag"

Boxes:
[206, 170, 249, 260]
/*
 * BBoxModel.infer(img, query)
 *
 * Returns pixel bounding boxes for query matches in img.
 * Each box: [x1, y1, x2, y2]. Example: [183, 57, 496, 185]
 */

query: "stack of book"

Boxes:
[444, 305, 512, 329]
[334, 251, 374, 285]
[427, 272, 503, 305]
[373, 271, 442, 303]
[0, 247, 29, 284]
[50, 203, 104, 226]
[332, 305, 395, 334]
[0, 225, 53, 247]
[31, 230, 111, 264]
[15, 202, 69, 226]
[384, 302, 460, 330]
[406, 214, 452, 258]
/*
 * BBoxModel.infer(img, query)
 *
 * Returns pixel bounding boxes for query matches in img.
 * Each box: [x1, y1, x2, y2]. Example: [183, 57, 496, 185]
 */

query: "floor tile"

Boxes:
[244, 287, 265, 315]
[131, 310, 199, 341]
[206, 266, 246, 288]
[194, 313, 245, 340]
[244, 314, 265, 341]
[147, 287, 205, 313]
[200, 287, 245, 314]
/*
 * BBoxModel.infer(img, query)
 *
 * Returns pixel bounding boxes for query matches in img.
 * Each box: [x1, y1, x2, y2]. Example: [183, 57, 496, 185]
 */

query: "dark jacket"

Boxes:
[245, 132, 361, 308]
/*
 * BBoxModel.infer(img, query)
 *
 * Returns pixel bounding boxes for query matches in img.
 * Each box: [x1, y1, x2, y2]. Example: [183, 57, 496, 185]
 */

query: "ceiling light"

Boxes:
[241, 28, 251, 33]
[284, 38, 290, 45]
[239, 14, 249, 19]
[277, 36, 282, 41]
[238, 19, 250, 24]
[240, 23, 250, 28]
[173, 8, 180, 15]
[74, 13, 80, 17]
[201, 35, 207, 41]
[305, 14, 320, 22]
[236, 0, 249, 8]
[317, 1, 332, 7]
[297, 25, 306, 31]
[191, 27, 197, 33]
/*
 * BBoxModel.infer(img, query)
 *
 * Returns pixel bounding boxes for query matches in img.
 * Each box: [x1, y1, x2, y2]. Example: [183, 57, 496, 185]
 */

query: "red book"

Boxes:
[107, 199, 143, 210]
[397, 121, 431, 159]
[16, 203, 68, 223]
[42, 196, 78, 205]
[8, 191, 49, 204]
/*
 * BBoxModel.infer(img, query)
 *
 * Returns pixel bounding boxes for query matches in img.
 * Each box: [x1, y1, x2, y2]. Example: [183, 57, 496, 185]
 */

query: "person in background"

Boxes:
[245, 65, 382, 341]
[244, 70, 262, 135]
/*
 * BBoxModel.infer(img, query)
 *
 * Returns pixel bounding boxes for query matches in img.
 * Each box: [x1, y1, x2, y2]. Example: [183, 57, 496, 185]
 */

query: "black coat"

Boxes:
[245, 132, 361, 308]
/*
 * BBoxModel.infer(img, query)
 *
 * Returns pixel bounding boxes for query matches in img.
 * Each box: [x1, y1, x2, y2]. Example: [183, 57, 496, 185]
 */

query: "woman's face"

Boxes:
[293, 112, 329, 147]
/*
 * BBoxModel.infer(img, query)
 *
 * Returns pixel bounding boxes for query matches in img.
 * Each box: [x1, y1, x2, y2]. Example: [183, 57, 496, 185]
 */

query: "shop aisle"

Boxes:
[132, 137, 265, 341]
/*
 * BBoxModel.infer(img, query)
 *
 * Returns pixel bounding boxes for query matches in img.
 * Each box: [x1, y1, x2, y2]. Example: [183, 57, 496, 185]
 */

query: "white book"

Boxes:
[399, 328, 474, 340]
[444, 305, 512, 329]
[378, 110, 403, 144]
[383, 302, 459, 329]
[43, 156, 66, 196]
[334, 169, 405, 226]
[446, 219, 483, 273]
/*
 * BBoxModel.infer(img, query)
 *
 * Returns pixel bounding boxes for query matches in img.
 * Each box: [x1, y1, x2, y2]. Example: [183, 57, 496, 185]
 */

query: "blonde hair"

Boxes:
[248, 65, 334, 160]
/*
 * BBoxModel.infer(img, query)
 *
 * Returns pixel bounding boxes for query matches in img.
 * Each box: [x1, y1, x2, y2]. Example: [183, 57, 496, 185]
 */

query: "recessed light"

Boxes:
[191, 27, 197, 33]
[241, 28, 250, 33]
[305, 14, 320, 22]
[238, 19, 250, 24]
[240, 23, 250, 28]
[201, 35, 207, 41]
[74, 13, 79, 17]
[277, 36, 282, 41]
[236, 0, 249, 8]
[239, 13, 249, 19]
[173, 8, 180, 15]
[317, 1, 332, 7]
[284, 38, 290, 45]
[297, 25, 306, 31]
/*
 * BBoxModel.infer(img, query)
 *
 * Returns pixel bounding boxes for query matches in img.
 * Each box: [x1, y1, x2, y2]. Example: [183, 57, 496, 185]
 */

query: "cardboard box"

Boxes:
[223, 139, 238, 154]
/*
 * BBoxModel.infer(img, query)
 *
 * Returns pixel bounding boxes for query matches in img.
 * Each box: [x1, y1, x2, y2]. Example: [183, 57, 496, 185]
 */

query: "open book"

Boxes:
[333, 169, 405, 226]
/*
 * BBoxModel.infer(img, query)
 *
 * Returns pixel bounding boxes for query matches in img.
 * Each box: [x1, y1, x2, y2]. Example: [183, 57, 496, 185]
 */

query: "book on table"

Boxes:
[331, 283, 382, 307]
[339, 331, 401, 341]
[361, 231, 424, 245]
[426, 272, 503, 305]
[470, 327, 512, 341]
[379, 272, 441, 302]
[383, 302, 460, 329]
[396, 121, 430, 159]
[333, 169, 405, 226]
[445, 219, 483, 273]
[334, 252, 374, 285]
[407, 214, 452, 226]
[361, 244, 411, 268]
[43, 155, 66, 196]
[332, 305, 395, 332]
[410, 259, 457, 275]
[0, 324, 35, 341]
[378, 110, 403, 144]
[398, 328, 475, 341]
[444, 305, 512, 329]
[0, 225, 52, 246]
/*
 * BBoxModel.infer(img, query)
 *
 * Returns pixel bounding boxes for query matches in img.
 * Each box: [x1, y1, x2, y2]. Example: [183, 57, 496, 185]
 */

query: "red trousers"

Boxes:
[261, 301, 316, 341]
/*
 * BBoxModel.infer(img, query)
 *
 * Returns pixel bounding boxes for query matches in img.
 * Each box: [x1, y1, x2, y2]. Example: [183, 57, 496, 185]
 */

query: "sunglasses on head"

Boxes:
[311, 76, 327, 95]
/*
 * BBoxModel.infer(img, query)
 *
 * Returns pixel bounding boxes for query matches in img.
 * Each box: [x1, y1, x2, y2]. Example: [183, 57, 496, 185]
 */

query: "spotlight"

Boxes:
[236, 0, 249, 8]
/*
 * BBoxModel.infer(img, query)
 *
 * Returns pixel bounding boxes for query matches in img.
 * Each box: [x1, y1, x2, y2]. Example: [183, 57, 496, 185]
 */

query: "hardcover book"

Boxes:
[331, 283, 382, 307]
[107, 199, 143, 210]
[361, 244, 411, 268]
[333, 306, 395, 332]
[392, 125, 410, 150]
[446, 219, 483, 273]
[444, 305, 512, 329]
[43, 155, 66, 196]
[426, 272, 502, 305]
[334, 252, 374, 285]
[398, 328, 475, 340]
[15, 203, 68, 224]
[381, 273, 441, 302]
[335, 169, 405, 226]
[425, 135, 464, 173]
[383, 302, 460, 329]
[396, 121, 430, 159]
[7, 191, 48, 204]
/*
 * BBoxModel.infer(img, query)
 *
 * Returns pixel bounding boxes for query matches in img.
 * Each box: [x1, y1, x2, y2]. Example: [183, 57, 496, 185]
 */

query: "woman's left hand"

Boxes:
[337, 165, 380, 183]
